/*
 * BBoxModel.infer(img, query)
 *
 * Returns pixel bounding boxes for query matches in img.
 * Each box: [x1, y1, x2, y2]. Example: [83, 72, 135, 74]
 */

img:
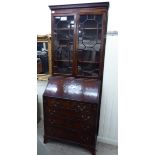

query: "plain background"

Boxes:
[0, 0, 155, 155]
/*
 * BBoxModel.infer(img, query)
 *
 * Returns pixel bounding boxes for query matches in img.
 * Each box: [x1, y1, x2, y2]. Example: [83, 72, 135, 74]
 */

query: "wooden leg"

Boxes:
[44, 136, 48, 144]
[86, 147, 96, 155]
[91, 149, 96, 155]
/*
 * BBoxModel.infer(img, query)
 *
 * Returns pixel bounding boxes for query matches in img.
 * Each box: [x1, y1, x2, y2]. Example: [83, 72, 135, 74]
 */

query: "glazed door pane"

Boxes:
[53, 16, 74, 74]
[77, 15, 103, 77]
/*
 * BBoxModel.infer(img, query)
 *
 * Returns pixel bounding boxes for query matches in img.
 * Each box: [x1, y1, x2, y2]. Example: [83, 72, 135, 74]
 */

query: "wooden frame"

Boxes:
[44, 3, 110, 155]
[37, 34, 52, 80]
[49, 2, 109, 10]
[50, 3, 109, 79]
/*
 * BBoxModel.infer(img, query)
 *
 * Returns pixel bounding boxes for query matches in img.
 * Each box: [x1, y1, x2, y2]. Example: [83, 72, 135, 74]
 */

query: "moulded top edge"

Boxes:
[48, 2, 109, 11]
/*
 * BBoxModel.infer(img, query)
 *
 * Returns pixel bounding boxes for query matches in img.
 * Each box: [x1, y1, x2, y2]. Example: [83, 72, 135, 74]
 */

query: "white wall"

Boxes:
[37, 80, 48, 119]
[37, 0, 118, 146]
[98, 34, 118, 145]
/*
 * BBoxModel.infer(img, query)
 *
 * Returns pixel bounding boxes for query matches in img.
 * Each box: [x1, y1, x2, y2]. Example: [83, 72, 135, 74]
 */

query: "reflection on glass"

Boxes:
[78, 15, 103, 77]
[53, 16, 74, 74]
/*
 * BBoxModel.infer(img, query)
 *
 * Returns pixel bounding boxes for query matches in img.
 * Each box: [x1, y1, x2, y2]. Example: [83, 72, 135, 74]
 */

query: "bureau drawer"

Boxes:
[45, 126, 81, 143]
[46, 98, 77, 110]
[44, 97, 98, 132]
[44, 114, 96, 131]
[44, 97, 98, 117]
[44, 104, 97, 124]
[44, 103, 80, 118]
[45, 126, 95, 145]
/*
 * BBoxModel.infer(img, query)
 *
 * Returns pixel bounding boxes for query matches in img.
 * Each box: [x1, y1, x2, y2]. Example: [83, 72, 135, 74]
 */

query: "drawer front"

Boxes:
[43, 97, 98, 131]
[44, 114, 96, 131]
[45, 126, 80, 142]
[47, 98, 77, 110]
[44, 97, 98, 118]
[45, 126, 95, 146]
[44, 101, 80, 118]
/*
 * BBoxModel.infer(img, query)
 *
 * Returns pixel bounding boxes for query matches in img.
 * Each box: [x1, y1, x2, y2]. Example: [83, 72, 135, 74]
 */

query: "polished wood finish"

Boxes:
[49, 2, 109, 10]
[43, 76, 101, 155]
[50, 3, 109, 79]
[43, 2, 109, 155]
[44, 76, 101, 103]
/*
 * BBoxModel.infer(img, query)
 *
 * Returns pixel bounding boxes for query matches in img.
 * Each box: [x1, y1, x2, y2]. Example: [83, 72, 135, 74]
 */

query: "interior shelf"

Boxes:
[79, 28, 102, 30]
[53, 73, 72, 76]
[78, 61, 99, 64]
[54, 28, 74, 30]
[55, 60, 73, 62]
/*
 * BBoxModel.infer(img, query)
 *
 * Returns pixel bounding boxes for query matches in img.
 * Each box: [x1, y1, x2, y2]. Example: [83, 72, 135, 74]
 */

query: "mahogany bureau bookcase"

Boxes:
[43, 2, 109, 155]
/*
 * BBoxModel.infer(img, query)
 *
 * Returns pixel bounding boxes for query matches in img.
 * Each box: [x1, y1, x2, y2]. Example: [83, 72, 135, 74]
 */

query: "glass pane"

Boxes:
[53, 62, 72, 74]
[54, 16, 74, 29]
[53, 16, 74, 74]
[77, 15, 102, 77]
[78, 63, 99, 76]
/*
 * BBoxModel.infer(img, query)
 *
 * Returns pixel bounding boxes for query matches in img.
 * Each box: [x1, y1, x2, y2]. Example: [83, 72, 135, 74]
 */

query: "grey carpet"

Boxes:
[37, 121, 118, 155]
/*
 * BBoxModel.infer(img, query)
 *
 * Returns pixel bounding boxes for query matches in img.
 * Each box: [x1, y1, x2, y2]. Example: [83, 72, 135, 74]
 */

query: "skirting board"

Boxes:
[97, 136, 118, 146]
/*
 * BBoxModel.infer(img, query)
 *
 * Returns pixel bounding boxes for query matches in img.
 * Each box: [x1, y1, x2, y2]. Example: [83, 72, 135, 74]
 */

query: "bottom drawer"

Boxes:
[44, 126, 95, 146]
[45, 126, 80, 142]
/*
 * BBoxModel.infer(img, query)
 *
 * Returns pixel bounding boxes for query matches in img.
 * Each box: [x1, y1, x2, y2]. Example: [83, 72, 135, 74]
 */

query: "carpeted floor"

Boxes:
[37, 121, 118, 155]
